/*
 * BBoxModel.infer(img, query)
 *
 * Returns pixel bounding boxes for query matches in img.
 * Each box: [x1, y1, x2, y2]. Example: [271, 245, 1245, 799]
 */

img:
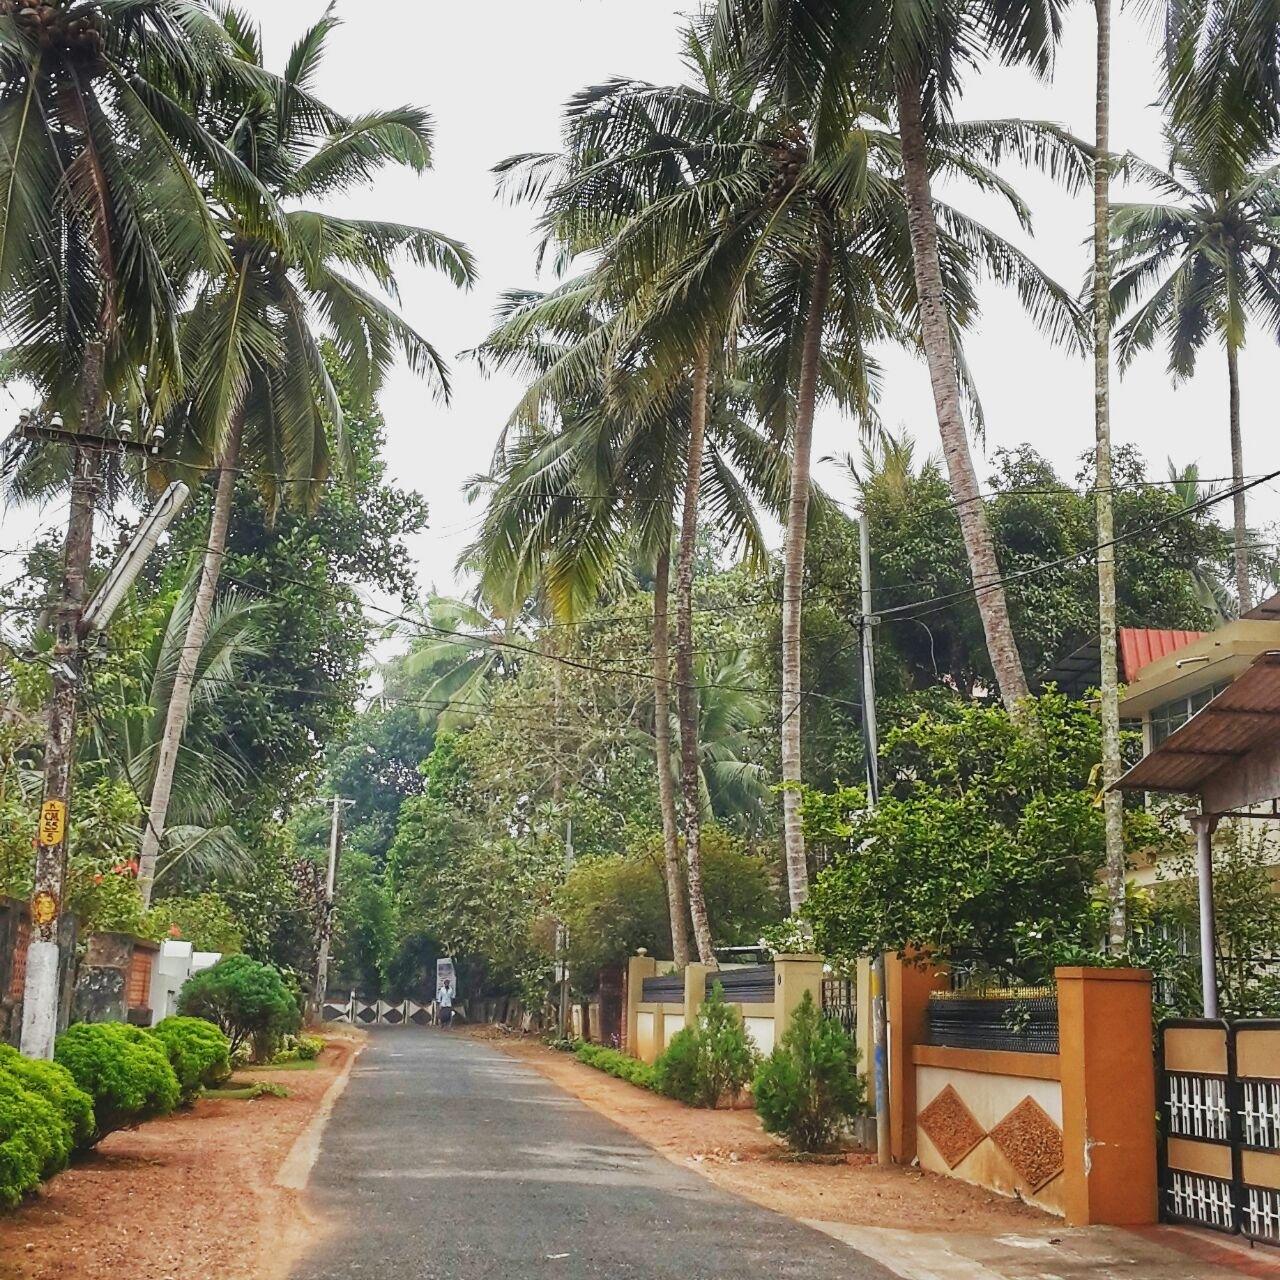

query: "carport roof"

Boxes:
[1114, 650, 1280, 797]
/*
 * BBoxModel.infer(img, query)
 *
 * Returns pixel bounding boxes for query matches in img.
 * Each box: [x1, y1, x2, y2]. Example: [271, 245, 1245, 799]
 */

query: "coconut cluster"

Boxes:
[0, 1, 105, 57]
[762, 128, 810, 206]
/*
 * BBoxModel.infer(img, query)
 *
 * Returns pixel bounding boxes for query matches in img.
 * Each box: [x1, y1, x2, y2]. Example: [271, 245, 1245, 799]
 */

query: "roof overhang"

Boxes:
[1118, 624, 1280, 716]
[1114, 650, 1280, 813]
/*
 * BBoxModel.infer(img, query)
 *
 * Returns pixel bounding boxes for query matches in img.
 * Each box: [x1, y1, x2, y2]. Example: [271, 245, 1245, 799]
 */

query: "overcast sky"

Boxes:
[4, 0, 1277, 607]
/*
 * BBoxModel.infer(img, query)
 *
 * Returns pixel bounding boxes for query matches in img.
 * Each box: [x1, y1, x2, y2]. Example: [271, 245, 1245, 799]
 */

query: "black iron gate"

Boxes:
[1159, 1018, 1280, 1246]
[821, 976, 857, 1039]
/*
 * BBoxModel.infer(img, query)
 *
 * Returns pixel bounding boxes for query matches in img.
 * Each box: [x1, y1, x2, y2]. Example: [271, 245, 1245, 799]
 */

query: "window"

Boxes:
[1150, 682, 1231, 748]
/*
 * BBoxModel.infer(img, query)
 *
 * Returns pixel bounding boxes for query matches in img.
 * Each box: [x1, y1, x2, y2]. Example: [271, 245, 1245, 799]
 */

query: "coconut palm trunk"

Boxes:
[896, 77, 1029, 710]
[137, 416, 243, 906]
[1091, 0, 1126, 949]
[1227, 342, 1250, 611]
[780, 228, 834, 914]
[677, 348, 717, 967]
[652, 547, 692, 968]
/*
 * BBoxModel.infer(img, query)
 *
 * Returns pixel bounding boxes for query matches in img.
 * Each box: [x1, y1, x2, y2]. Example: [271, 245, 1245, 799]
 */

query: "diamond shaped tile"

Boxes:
[989, 1096, 1064, 1192]
[918, 1084, 986, 1169]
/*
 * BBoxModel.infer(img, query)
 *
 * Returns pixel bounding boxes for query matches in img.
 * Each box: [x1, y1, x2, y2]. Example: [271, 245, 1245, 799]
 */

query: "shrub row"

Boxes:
[574, 1042, 656, 1089]
[574, 988, 867, 1153]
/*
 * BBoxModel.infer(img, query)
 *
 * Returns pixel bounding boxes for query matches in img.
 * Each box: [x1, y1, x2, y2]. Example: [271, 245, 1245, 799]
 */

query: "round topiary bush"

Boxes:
[0, 1069, 66, 1206]
[149, 1017, 232, 1103]
[54, 1023, 181, 1146]
[177, 955, 301, 1061]
[0, 1043, 95, 1157]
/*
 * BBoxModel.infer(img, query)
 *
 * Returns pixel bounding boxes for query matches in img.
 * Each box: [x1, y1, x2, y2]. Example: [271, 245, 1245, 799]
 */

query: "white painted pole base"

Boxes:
[20, 940, 61, 1060]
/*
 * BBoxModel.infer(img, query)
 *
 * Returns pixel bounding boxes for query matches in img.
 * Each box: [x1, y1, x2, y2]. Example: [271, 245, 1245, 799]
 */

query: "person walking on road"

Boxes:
[436, 980, 454, 1028]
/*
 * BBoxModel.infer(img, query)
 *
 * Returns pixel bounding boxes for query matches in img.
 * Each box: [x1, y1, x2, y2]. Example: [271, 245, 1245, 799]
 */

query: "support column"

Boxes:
[1057, 967, 1158, 1226]
[886, 954, 949, 1163]
[683, 962, 708, 1029]
[625, 952, 657, 1058]
[773, 953, 824, 1036]
[1191, 812, 1220, 1019]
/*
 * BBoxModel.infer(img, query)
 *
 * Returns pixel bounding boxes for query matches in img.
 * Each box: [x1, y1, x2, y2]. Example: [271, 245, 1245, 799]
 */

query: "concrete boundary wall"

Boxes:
[891, 959, 1158, 1228]
[625, 953, 824, 1066]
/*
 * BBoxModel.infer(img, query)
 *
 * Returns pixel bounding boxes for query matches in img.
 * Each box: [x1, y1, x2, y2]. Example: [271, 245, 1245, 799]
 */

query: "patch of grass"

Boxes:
[203, 1081, 290, 1101]
[250, 1058, 320, 1072]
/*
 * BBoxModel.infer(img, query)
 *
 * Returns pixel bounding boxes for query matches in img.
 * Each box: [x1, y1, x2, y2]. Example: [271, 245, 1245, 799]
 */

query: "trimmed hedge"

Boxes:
[574, 1042, 656, 1090]
[0, 1044, 95, 1157]
[55, 1023, 180, 1145]
[178, 955, 301, 1061]
[149, 1017, 232, 1103]
[0, 1070, 64, 1208]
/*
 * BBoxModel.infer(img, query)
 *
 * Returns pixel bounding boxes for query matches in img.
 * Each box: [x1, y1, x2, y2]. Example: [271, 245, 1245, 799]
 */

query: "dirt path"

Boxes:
[485, 1032, 1052, 1235]
[0, 1036, 359, 1280]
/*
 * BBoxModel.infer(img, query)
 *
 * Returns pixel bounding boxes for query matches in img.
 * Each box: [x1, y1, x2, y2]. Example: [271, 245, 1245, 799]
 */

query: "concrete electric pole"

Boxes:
[311, 796, 353, 1020]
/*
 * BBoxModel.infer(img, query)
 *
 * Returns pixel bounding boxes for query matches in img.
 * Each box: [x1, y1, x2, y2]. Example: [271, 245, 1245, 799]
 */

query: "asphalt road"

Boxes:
[290, 1030, 896, 1280]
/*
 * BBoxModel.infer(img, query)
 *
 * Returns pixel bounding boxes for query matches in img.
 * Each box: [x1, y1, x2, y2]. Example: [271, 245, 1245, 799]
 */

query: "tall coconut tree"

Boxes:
[470, 280, 779, 966]
[1111, 135, 1280, 612]
[567, 49, 1083, 911]
[135, 6, 475, 904]
[0, 0, 269, 1051]
[716, 0, 1084, 714]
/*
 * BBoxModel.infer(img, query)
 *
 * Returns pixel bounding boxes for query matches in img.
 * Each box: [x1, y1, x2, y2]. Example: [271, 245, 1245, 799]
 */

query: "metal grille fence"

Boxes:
[924, 990, 1060, 1055]
[821, 977, 857, 1038]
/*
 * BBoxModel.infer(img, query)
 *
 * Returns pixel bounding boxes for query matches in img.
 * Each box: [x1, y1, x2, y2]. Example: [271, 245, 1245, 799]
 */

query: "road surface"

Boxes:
[290, 1030, 895, 1280]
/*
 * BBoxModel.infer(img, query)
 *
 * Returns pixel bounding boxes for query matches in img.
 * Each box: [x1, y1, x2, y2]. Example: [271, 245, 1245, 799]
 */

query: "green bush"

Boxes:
[177, 955, 301, 1061]
[652, 986, 758, 1107]
[0, 1044, 95, 1157]
[696, 985, 757, 1107]
[574, 1042, 656, 1090]
[295, 1035, 324, 1061]
[753, 992, 866, 1152]
[54, 1023, 180, 1145]
[652, 1028, 700, 1103]
[149, 1017, 232, 1103]
[0, 1070, 64, 1207]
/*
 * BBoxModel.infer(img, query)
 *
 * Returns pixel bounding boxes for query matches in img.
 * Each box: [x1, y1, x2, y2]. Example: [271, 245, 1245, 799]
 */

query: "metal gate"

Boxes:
[821, 976, 857, 1039]
[321, 995, 433, 1027]
[1160, 1018, 1280, 1246]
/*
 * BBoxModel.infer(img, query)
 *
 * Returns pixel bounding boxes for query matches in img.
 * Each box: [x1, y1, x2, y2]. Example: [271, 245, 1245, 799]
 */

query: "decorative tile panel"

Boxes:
[989, 1096, 1064, 1191]
[919, 1084, 986, 1169]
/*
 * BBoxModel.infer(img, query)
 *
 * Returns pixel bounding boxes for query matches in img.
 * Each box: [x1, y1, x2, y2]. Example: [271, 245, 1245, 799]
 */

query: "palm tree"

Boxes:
[1112, 137, 1280, 612]
[0, 0, 262, 1050]
[83, 572, 264, 888]
[567, 41, 1082, 911]
[716, 0, 1083, 714]
[136, 5, 476, 904]
[469, 282, 777, 966]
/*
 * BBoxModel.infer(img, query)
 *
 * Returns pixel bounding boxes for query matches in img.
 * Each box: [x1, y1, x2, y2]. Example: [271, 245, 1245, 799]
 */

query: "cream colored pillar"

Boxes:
[625, 952, 658, 1058]
[772, 953, 824, 1038]
[683, 962, 708, 1029]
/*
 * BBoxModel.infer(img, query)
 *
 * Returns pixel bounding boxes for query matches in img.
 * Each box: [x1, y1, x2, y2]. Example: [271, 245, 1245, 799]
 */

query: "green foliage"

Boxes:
[653, 987, 758, 1107]
[54, 1024, 181, 1146]
[804, 692, 1176, 974]
[754, 992, 866, 1152]
[150, 894, 245, 955]
[0, 1046, 94, 1181]
[693, 985, 757, 1107]
[149, 1018, 233, 1103]
[0, 1069, 64, 1207]
[556, 828, 780, 977]
[653, 1028, 702, 1104]
[271, 1034, 325, 1064]
[177, 955, 302, 1061]
[575, 1042, 657, 1090]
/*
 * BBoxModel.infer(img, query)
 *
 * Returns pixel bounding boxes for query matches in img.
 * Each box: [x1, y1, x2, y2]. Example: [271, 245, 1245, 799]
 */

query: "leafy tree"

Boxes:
[802, 692, 1173, 975]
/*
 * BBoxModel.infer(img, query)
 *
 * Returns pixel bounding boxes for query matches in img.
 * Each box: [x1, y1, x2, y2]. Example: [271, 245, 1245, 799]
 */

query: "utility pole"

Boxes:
[558, 816, 574, 1038]
[860, 511, 892, 1167]
[17, 407, 176, 1059]
[311, 796, 351, 1021]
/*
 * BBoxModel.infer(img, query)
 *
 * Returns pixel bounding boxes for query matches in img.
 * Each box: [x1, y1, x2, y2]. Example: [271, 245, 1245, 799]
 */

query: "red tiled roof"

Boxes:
[1118, 628, 1207, 683]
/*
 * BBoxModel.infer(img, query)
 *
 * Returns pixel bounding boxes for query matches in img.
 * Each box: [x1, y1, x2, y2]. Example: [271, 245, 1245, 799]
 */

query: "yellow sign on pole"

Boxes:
[38, 800, 66, 848]
[31, 890, 58, 929]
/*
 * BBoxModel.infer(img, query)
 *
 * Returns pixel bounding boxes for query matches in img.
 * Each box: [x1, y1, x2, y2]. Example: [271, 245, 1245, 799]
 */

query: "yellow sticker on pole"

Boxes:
[31, 890, 58, 929]
[38, 800, 66, 848]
